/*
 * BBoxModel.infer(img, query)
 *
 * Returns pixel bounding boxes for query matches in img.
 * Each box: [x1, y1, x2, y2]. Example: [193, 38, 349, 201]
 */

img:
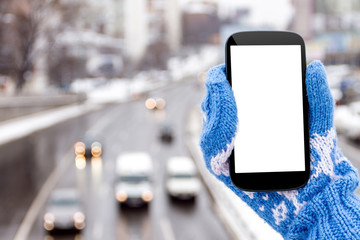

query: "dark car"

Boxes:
[74, 136, 103, 158]
[159, 125, 174, 143]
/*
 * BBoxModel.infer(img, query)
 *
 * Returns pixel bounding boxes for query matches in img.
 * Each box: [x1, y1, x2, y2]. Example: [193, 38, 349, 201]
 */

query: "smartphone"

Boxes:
[226, 31, 310, 191]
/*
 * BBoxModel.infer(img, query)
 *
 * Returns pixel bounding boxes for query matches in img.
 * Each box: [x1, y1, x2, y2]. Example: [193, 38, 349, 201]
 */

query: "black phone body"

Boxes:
[226, 31, 310, 191]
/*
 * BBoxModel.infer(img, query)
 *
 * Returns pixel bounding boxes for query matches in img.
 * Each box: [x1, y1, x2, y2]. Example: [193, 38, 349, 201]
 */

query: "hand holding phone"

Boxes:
[200, 56, 360, 238]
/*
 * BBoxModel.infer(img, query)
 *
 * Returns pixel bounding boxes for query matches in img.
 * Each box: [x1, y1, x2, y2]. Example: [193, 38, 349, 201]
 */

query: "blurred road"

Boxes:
[0, 79, 230, 240]
[2, 78, 360, 240]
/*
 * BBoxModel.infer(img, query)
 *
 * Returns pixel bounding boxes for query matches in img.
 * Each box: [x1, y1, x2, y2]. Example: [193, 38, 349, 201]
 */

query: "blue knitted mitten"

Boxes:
[200, 61, 360, 239]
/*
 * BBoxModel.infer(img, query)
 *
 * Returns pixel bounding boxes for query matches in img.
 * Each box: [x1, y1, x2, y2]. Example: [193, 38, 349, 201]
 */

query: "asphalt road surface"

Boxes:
[0, 79, 230, 240]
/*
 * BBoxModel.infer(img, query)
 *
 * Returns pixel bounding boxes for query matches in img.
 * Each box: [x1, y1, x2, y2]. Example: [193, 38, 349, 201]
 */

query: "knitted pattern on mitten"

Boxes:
[200, 61, 360, 239]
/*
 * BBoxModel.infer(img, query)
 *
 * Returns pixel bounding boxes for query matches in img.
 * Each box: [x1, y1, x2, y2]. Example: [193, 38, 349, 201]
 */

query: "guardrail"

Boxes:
[0, 93, 87, 121]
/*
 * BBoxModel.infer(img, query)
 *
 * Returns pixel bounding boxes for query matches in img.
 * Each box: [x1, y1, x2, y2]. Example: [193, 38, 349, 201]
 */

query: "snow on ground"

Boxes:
[168, 45, 221, 81]
[86, 79, 130, 104]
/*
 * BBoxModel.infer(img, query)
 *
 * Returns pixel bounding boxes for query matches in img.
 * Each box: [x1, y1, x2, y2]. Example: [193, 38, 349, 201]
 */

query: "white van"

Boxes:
[115, 152, 154, 207]
[166, 156, 201, 200]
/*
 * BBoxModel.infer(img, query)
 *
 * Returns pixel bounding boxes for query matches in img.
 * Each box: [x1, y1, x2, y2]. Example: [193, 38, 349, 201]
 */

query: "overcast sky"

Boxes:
[235, 0, 294, 29]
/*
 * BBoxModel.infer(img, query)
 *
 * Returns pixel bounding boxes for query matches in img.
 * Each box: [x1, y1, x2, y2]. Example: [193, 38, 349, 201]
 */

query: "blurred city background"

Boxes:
[1, 0, 360, 239]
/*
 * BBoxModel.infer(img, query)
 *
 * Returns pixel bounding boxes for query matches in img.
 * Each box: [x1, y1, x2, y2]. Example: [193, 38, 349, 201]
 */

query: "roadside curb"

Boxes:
[186, 135, 252, 240]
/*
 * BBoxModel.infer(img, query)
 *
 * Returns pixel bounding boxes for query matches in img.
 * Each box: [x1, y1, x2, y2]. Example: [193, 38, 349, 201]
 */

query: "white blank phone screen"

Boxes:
[231, 45, 305, 173]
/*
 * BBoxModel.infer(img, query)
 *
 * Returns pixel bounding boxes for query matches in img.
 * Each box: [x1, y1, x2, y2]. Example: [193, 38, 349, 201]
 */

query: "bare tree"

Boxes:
[8, 0, 48, 90]
[0, 1, 17, 79]
[0, 0, 84, 91]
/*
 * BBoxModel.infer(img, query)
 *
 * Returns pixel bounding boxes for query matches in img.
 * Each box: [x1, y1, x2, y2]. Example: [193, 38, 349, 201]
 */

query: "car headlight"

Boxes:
[141, 190, 153, 202]
[74, 142, 86, 156]
[73, 211, 85, 223]
[91, 142, 102, 157]
[145, 98, 156, 110]
[44, 212, 55, 223]
[115, 190, 128, 202]
[155, 98, 166, 110]
[43, 212, 55, 231]
[73, 211, 86, 230]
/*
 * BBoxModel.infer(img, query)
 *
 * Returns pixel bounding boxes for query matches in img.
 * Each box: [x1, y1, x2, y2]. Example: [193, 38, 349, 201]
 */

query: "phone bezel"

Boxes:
[226, 31, 310, 191]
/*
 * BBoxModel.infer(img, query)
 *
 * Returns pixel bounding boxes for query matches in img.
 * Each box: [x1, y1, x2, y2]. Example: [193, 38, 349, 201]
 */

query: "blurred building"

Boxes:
[80, 0, 123, 37]
[123, 0, 148, 66]
[291, 0, 360, 65]
[123, 0, 182, 68]
[314, 0, 360, 32]
[182, 1, 220, 45]
[0, 0, 188, 92]
[63, 0, 183, 70]
[290, 0, 314, 40]
[164, 0, 182, 52]
[43, 0, 125, 88]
